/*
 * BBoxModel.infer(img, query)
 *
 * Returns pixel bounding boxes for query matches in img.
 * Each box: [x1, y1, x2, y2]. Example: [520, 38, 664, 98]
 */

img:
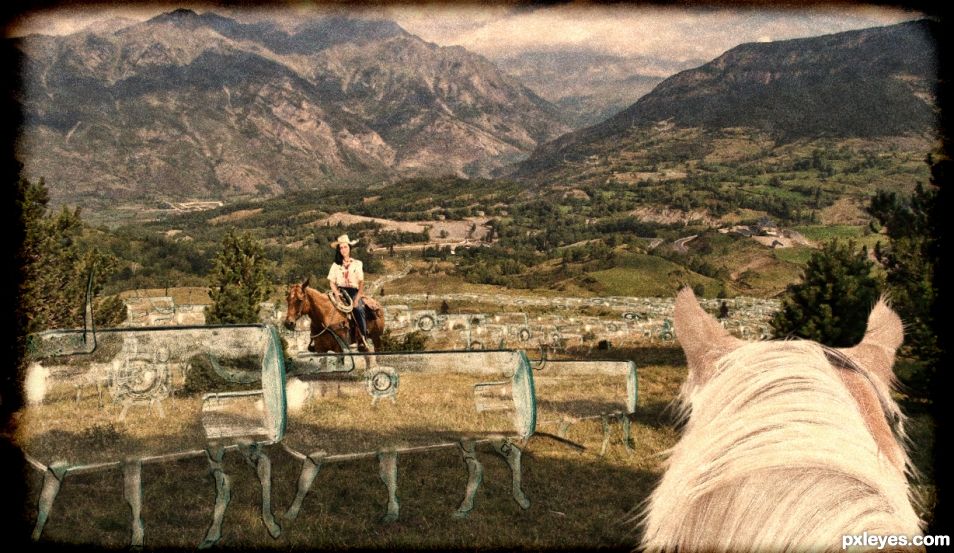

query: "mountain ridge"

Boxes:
[513, 19, 938, 179]
[14, 9, 570, 205]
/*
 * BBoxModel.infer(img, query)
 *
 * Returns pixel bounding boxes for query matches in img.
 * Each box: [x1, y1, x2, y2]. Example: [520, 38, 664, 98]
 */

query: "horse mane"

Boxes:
[639, 340, 923, 552]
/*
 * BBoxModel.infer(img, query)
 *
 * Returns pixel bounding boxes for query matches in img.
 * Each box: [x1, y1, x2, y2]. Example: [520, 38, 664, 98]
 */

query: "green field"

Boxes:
[792, 224, 867, 242]
[773, 246, 815, 266]
[589, 254, 720, 297]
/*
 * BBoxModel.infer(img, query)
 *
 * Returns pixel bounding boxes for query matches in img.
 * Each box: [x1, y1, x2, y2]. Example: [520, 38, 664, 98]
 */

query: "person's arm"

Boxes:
[328, 264, 341, 299]
[354, 261, 365, 303]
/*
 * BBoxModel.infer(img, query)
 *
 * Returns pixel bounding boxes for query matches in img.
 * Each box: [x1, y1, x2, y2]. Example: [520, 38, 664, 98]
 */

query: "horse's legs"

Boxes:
[284, 451, 324, 522]
[378, 450, 400, 522]
[492, 439, 530, 510]
[238, 441, 281, 539]
[371, 331, 382, 352]
[454, 439, 483, 518]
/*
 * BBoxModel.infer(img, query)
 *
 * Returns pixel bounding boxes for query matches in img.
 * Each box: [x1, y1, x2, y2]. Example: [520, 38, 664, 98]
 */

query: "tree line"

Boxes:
[771, 152, 944, 396]
[14, 148, 944, 402]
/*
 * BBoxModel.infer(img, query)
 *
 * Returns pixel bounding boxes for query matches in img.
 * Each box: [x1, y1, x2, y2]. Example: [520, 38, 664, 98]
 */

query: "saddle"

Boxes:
[327, 291, 382, 320]
[363, 296, 382, 315]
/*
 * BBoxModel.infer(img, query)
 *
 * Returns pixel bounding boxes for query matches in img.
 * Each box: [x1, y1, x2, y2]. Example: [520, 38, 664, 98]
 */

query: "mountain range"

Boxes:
[11, 12, 939, 208]
[514, 19, 938, 179]
[493, 49, 694, 128]
[13, 8, 569, 204]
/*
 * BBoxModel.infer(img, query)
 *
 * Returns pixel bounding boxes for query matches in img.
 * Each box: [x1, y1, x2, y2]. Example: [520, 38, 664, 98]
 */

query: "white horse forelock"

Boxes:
[639, 340, 923, 552]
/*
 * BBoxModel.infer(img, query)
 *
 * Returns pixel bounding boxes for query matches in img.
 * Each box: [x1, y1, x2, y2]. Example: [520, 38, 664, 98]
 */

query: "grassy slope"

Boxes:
[589, 253, 719, 297]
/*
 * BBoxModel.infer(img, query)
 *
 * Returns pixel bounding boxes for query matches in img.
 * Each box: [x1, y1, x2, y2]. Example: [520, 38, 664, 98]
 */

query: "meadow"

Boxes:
[19, 345, 937, 550]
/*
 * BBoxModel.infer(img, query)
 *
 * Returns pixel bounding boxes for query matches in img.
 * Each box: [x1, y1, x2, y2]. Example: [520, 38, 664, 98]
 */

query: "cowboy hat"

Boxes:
[330, 234, 359, 248]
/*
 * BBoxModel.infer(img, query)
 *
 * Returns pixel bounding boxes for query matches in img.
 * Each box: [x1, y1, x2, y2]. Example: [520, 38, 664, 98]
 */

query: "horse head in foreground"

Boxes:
[639, 288, 923, 552]
[283, 278, 385, 352]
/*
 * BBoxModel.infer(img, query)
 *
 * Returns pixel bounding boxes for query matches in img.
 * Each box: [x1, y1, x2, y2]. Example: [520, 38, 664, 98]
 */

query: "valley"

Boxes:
[8, 7, 944, 549]
[11, 12, 939, 305]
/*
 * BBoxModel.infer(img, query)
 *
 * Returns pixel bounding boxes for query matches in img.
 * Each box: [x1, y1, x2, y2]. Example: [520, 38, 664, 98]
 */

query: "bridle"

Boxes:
[824, 348, 903, 442]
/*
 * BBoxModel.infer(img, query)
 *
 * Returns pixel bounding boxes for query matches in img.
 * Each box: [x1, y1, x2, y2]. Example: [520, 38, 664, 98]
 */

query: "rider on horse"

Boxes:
[327, 234, 369, 348]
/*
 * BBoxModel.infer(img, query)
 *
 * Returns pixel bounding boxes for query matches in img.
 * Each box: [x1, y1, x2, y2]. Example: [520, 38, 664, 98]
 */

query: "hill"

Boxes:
[514, 20, 938, 179]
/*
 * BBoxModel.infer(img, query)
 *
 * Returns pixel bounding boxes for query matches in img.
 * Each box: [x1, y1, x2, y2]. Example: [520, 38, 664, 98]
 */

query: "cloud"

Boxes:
[390, 4, 923, 62]
[9, 2, 922, 69]
[382, 4, 517, 42]
[6, 3, 179, 37]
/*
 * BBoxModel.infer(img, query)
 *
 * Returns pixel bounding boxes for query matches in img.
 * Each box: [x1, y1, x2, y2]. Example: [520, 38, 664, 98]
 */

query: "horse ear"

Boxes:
[302, 277, 310, 290]
[838, 296, 904, 385]
[674, 287, 743, 385]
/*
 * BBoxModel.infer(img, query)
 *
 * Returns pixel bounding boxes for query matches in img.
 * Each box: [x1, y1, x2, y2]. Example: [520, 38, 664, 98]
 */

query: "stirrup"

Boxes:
[357, 333, 374, 352]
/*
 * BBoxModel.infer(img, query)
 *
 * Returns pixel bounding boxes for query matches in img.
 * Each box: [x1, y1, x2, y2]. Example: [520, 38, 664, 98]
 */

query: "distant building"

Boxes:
[754, 217, 779, 236]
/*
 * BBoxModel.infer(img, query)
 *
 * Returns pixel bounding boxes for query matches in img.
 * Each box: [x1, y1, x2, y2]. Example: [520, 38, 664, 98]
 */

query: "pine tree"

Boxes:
[867, 177, 939, 365]
[206, 230, 273, 324]
[771, 239, 881, 347]
[16, 176, 125, 333]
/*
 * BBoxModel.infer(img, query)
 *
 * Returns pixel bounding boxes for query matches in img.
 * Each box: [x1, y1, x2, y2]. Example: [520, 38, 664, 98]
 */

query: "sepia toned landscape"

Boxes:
[6, 2, 946, 550]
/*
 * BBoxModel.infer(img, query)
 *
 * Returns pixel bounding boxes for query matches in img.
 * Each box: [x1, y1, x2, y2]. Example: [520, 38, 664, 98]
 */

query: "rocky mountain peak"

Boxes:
[14, 9, 569, 205]
[144, 8, 204, 29]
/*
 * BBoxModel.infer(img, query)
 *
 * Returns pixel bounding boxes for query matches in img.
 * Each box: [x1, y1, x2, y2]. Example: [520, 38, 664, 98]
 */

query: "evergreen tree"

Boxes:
[867, 177, 939, 365]
[16, 176, 126, 334]
[206, 230, 273, 324]
[771, 239, 881, 347]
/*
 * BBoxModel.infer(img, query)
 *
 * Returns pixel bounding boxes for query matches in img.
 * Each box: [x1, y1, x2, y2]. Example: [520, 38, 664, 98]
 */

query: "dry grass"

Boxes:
[21, 347, 687, 550]
[208, 208, 264, 225]
[284, 373, 519, 457]
[817, 197, 870, 226]
[15, 395, 205, 466]
[311, 212, 491, 245]
[18, 345, 936, 550]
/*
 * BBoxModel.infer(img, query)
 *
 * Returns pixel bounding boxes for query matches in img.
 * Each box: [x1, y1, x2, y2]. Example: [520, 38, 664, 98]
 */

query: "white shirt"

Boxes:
[327, 259, 364, 288]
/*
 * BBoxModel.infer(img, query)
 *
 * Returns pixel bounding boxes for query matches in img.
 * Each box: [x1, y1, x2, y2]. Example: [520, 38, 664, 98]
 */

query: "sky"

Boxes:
[7, 2, 924, 68]
[385, 4, 923, 63]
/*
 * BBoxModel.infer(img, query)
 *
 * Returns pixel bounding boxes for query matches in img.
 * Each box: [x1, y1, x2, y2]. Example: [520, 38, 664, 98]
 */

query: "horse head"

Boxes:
[639, 287, 921, 552]
[284, 278, 311, 331]
[673, 287, 908, 467]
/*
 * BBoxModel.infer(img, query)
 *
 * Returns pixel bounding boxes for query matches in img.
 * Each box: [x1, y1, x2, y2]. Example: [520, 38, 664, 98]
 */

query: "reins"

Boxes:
[824, 348, 903, 441]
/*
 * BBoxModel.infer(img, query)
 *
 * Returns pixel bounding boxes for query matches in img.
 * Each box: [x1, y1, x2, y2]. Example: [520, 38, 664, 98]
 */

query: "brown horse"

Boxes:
[283, 278, 385, 352]
[638, 288, 922, 552]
